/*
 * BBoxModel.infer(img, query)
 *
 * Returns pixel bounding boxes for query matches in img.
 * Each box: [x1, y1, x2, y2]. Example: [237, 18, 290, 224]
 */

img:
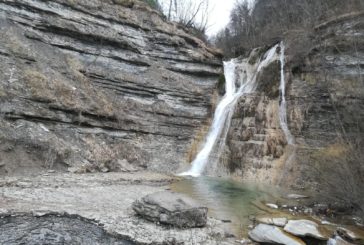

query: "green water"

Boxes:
[171, 177, 284, 236]
[171, 177, 364, 239]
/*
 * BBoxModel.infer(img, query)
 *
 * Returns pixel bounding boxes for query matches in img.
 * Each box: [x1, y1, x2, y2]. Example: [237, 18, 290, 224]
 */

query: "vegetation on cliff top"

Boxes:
[214, 0, 364, 57]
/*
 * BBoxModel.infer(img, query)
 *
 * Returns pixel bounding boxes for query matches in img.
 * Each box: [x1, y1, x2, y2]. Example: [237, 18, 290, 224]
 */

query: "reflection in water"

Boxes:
[171, 177, 281, 236]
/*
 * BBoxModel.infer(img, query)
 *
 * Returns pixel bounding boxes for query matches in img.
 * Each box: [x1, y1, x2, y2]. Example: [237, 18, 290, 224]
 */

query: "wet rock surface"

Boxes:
[133, 191, 208, 228]
[0, 214, 133, 245]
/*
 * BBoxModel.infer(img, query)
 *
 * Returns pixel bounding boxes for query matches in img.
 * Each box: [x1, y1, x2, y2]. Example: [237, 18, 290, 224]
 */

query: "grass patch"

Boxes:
[24, 69, 79, 107]
[24, 70, 54, 102]
[65, 55, 116, 116]
[66, 0, 76, 6]
[4, 30, 35, 60]
[301, 73, 317, 85]
[316, 143, 349, 158]
[24, 55, 119, 122]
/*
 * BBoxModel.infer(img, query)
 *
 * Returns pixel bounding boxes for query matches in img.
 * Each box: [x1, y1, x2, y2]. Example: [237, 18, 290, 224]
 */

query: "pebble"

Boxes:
[266, 203, 279, 209]
[286, 194, 309, 199]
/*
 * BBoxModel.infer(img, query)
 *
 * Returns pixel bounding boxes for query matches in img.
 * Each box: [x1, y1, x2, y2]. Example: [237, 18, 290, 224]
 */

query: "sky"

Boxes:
[158, 0, 255, 37]
[158, 0, 238, 37]
[206, 0, 236, 36]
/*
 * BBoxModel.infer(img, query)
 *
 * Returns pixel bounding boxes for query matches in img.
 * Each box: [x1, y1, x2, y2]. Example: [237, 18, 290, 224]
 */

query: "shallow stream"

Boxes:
[171, 176, 287, 237]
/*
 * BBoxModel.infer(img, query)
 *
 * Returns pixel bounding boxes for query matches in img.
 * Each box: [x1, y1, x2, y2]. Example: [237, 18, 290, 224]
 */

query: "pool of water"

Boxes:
[171, 176, 286, 236]
[171, 176, 364, 240]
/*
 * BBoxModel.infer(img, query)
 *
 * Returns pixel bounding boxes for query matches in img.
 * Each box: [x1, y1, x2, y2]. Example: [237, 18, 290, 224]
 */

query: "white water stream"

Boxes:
[279, 42, 295, 145]
[180, 44, 280, 177]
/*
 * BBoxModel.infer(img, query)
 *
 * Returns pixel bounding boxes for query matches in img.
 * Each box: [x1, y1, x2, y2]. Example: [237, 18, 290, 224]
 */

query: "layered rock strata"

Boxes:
[0, 0, 222, 174]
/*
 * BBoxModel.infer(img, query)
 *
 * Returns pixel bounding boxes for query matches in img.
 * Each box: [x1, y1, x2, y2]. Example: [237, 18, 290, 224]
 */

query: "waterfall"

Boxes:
[179, 44, 279, 177]
[279, 42, 295, 145]
[277, 42, 296, 186]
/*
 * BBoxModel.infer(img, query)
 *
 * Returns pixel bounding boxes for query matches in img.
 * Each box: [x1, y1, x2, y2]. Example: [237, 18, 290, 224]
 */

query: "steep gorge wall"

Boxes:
[0, 0, 222, 174]
[225, 12, 364, 200]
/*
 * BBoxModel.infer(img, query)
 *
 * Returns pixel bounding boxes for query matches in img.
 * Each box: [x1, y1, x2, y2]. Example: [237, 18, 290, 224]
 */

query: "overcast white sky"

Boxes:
[159, 0, 238, 36]
[206, 0, 236, 36]
[158, 0, 255, 36]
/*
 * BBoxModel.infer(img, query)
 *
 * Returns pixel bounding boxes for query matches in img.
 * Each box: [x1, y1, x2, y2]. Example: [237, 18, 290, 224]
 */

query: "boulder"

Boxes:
[284, 220, 328, 240]
[249, 224, 305, 245]
[266, 203, 279, 209]
[132, 191, 208, 228]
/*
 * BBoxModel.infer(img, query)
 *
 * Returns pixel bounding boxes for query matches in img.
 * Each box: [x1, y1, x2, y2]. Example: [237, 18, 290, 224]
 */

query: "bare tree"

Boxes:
[162, 0, 210, 33]
[167, 0, 173, 20]
[214, 0, 364, 57]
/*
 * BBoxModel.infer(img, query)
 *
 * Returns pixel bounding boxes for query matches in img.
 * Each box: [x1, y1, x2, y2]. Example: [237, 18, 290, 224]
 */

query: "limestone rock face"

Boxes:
[132, 191, 208, 228]
[0, 0, 222, 175]
[223, 12, 364, 193]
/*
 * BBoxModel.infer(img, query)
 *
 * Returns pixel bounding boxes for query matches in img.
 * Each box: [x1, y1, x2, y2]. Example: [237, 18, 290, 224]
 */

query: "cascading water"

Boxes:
[279, 42, 295, 145]
[278, 42, 296, 185]
[178, 60, 239, 177]
[179, 44, 280, 177]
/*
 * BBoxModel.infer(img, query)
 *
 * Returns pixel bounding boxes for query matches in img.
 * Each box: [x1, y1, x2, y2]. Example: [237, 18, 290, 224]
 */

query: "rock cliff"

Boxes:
[0, 0, 222, 175]
[225, 12, 364, 207]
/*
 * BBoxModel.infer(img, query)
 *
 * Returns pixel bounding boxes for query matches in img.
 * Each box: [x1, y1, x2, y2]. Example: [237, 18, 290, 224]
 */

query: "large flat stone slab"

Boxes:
[249, 224, 305, 245]
[132, 191, 208, 228]
[284, 219, 328, 240]
[256, 217, 288, 227]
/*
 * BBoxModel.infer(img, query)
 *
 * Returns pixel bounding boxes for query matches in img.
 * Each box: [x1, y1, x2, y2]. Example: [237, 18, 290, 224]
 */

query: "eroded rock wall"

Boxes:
[225, 12, 364, 194]
[0, 0, 222, 174]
